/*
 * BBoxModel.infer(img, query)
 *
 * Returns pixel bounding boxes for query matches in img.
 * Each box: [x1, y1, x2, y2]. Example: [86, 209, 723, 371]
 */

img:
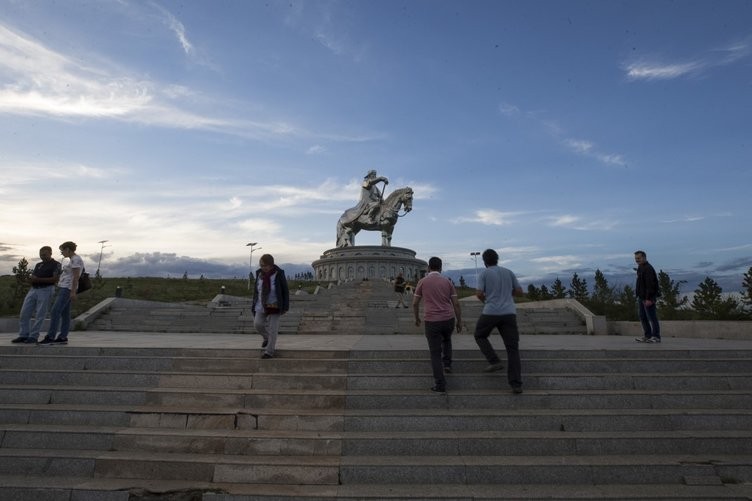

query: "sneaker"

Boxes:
[261, 353, 273, 359]
[38, 337, 55, 345]
[484, 362, 505, 373]
[11, 337, 25, 344]
[261, 338, 269, 348]
[646, 337, 662, 343]
[512, 386, 523, 394]
[634, 336, 650, 343]
[22, 338, 38, 344]
[443, 366, 452, 374]
[431, 385, 446, 393]
[52, 338, 68, 345]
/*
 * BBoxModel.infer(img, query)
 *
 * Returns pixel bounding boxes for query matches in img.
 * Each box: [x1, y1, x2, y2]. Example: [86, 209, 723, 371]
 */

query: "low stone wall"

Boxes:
[608, 320, 752, 340]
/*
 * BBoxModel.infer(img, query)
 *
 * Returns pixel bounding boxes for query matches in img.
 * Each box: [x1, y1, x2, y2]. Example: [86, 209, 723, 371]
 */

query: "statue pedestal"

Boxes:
[312, 246, 427, 283]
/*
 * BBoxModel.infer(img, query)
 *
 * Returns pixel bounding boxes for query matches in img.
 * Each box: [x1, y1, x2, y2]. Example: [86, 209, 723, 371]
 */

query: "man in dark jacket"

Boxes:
[634, 250, 661, 343]
[251, 254, 290, 359]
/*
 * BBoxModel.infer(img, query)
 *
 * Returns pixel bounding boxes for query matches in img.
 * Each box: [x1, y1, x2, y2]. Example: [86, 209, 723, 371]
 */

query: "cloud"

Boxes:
[562, 139, 626, 166]
[714, 256, 752, 273]
[625, 61, 701, 80]
[530, 255, 583, 272]
[624, 38, 752, 81]
[452, 209, 518, 226]
[153, 4, 194, 56]
[306, 145, 326, 155]
[0, 22, 371, 143]
[499, 102, 627, 167]
[547, 214, 618, 231]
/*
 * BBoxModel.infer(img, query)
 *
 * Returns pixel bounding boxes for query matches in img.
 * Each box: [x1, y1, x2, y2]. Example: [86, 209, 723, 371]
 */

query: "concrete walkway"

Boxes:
[4, 331, 752, 352]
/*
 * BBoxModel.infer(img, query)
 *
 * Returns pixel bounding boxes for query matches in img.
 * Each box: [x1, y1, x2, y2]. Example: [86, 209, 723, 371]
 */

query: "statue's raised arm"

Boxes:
[336, 170, 413, 248]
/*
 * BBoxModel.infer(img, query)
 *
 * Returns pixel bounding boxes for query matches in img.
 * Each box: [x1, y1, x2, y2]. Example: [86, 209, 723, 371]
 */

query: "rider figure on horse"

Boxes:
[358, 169, 389, 223]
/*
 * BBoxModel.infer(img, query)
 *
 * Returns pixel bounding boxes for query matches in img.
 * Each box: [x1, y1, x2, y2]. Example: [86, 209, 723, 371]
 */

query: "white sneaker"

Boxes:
[634, 336, 649, 343]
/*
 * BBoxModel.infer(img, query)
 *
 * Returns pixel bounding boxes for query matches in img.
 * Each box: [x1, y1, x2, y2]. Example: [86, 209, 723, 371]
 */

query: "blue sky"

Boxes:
[1, 0, 750, 293]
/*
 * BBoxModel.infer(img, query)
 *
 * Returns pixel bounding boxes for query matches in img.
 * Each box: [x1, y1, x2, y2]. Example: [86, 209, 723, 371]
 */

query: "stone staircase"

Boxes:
[85, 280, 587, 336]
[0, 343, 751, 499]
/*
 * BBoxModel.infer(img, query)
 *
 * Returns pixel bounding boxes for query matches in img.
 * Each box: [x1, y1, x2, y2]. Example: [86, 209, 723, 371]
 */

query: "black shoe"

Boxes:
[261, 339, 269, 348]
[11, 337, 25, 344]
[261, 353, 273, 359]
[23, 338, 38, 344]
[52, 338, 68, 345]
[38, 337, 55, 345]
[431, 385, 446, 393]
[484, 362, 504, 372]
[443, 366, 452, 374]
[512, 386, 523, 394]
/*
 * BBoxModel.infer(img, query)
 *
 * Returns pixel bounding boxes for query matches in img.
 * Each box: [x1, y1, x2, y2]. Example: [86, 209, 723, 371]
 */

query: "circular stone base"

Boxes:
[312, 246, 427, 283]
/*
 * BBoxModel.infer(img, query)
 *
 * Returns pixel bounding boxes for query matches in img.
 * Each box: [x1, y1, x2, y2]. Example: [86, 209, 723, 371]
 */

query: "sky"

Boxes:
[1, 0, 751, 294]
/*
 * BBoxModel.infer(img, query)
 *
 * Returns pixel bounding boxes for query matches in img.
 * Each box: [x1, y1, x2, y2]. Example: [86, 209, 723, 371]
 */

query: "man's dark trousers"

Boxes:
[425, 318, 454, 388]
[474, 314, 522, 388]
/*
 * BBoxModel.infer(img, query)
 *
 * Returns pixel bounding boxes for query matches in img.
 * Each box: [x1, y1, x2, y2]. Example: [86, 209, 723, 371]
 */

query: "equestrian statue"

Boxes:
[336, 169, 413, 247]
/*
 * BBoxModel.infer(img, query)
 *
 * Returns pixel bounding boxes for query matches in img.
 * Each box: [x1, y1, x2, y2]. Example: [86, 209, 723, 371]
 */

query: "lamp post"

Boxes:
[470, 251, 480, 288]
[246, 242, 262, 290]
[96, 240, 110, 276]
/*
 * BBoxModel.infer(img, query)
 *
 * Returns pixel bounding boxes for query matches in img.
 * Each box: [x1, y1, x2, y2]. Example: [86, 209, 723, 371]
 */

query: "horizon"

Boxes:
[1, 1, 750, 294]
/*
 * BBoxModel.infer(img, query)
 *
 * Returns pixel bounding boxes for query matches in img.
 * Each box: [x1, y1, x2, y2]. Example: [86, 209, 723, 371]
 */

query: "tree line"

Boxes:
[522, 267, 752, 321]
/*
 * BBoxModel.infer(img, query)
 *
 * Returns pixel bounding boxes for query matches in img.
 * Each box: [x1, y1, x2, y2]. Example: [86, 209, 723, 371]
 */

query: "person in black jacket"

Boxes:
[251, 254, 290, 359]
[634, 250, 661, 343]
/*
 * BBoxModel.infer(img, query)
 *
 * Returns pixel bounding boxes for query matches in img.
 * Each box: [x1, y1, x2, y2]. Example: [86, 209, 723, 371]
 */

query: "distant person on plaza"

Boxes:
[12, 246, 61, 344]
[252, 253, 290, 359]
[394, 272, 408, 308]
[473, 248, 524, 394]
[40, 241, 84, 346]
[413, 257, 462, 393]
[634, 250, 661, 343]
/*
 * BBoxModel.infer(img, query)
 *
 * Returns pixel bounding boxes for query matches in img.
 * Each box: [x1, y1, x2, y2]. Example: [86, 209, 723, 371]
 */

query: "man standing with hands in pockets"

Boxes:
[413, 257, 462, 393]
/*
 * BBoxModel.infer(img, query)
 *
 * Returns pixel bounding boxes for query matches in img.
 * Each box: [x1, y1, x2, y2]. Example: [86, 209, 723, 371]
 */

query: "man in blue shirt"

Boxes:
[474, 248, 524, 393]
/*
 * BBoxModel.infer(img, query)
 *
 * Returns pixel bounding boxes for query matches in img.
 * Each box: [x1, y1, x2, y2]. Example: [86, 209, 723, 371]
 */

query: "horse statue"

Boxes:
[336, 186, 413, 247]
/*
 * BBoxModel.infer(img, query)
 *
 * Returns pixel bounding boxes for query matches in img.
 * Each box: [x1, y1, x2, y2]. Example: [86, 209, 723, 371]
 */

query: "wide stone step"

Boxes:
[0, 404, 346, 431]
[0, 354, 348, 373]
[338, 454, 752, 485]
[0, 385, 346, 409]
[342, 408, 752, 432]
[3, 425, 751, 457]
[3, 385, 750, 410]
[0, 478, 749, 501]
[346, 358, 752, 373]
[346, 373, 752, 390]
[0, 369, 346, 390]
[0, 448, 341, 484]
[0, 449, 750, 487]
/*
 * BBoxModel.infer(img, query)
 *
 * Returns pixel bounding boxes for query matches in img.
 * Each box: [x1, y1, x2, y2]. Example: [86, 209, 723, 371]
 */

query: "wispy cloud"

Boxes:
[0, 22, 372, 143]
[624, 38, 752, 81]
[547, 214, 618, 231]
[151, 3, 194, 55]
[498, 102, 627, 167]
[452, 210, 519, 226]
[530, 255, 583, 272]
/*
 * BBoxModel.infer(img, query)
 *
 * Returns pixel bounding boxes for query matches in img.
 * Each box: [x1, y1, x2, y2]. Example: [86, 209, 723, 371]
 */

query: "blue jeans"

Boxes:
[424, 318, 454, 388]
[18, 286, 55, 340]
[638, 300, 660, 339]
[46, 288, 72, 340]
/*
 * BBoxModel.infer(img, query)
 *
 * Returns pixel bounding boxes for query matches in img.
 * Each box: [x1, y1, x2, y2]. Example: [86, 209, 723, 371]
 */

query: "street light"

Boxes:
[246, 242, 262, 289]
[96, 240, 110, 276]
[470, 251, 481, 288]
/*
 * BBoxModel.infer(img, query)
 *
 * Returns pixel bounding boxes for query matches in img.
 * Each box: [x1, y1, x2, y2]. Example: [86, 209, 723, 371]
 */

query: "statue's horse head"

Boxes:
[383, 186, 413, 217]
